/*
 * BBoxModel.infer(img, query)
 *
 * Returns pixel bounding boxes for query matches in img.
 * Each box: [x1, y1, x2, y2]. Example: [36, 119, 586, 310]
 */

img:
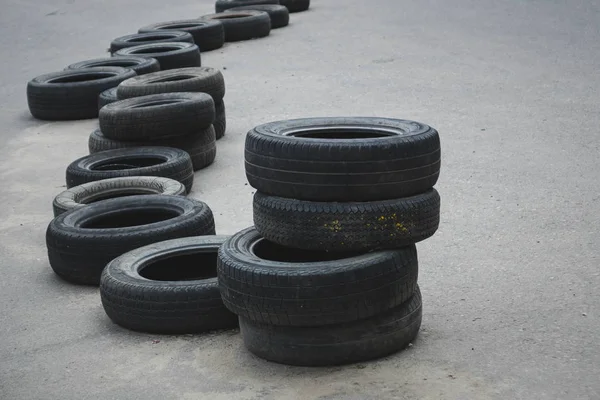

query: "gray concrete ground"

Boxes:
[1, 0, 599, 398]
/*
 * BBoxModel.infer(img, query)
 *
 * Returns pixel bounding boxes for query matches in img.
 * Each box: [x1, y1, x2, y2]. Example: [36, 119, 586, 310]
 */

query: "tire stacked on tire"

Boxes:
[218, 117, 441, 366]
[94, 91, 217, 171]
[114, 67, 227, 140]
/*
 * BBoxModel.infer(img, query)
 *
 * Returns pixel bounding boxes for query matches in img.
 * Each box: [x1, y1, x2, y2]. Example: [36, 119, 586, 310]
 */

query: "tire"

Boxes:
[65, 147, 195, 193]
[253, 190, 441, 252]
[279, 0, 310, 13]
[217, 227, 418, 326]
[226, 5, 289, 29]
[88, 127, 217, 171]
[117, 67, 225, 102]
[245, 117, 441, 202]
[98, 87, 118, 111]
[200, 11, 271, 42]
[138, 20, 225, 52]
[114, 42, 201, 70]
[240, 286, 422, 366]
[26, 67, 136, 120]
[215, 0, 279, 12]
[52, 176, 186, 217]
[99, 92, 215, 141]
[214, 100, 226, 139]
[65, 56, 160, 76]
[46, 195, 215, 285]
[100, 236, 238, 333]
[110, 31, 195, 54]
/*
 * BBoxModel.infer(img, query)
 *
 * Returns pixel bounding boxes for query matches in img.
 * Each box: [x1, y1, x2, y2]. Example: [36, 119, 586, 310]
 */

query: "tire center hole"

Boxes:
[151, 75, 197, 83]
[129, 46, 180, 54]
[129, 34, 175, 42]
[163, 23, 202, 28]
[84, 188, 161, 204]
[48, 73, 115, 83]
[289, 127, 395, 139]
[81, 208, 180, 229]
[139, 252, 218, 281]
[252, 239, 361, 263]
[91, 156, 167, 170]
[213, 14, 253, 19]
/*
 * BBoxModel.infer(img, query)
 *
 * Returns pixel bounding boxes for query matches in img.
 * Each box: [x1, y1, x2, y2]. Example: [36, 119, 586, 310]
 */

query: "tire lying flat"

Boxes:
[138, 20, 225, 52]
[279, 0, 310, 12]
[100, 236, 238, 333]
[114, 42, 201, 70]
[117, 67, 225, 102]
[240, 286, 422, 366]
[253, 190, 441, 252]
[65, 56, 160, 76]
[88, 127, 217, 171]
[245, 117, 441, 202]
[99, 92, 215, 141]
[66, 147, 195, 193]
[225, 5, 289, 28]
[218, 227, 418, 326]
[200, 11, 271, 42]
[46, 195, 215, 285]
[27, 67, 136, 120]
[110, 31, 195, 54]
[215, 0, 279, 13]
[52, 176, 186, 217]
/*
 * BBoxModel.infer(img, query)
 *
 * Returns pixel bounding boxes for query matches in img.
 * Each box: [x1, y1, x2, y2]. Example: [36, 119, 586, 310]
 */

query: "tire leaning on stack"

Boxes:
[216, 116, 442, 366]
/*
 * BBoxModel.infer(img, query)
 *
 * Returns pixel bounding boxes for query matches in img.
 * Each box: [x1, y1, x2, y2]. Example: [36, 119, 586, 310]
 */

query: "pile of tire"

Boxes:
[217, 117, 441, 366]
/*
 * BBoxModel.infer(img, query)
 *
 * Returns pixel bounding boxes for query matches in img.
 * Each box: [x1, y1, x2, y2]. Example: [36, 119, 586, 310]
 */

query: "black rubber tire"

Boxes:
[100, 236, 238, 333]
[114, 42, 201, 70]
[200, 11, 271, 42]
[279, 0, 309, 12]
[26, 67, 136, 120]
[46, 195, 215, 285]
[98, 87, 118, 111]
[138, 20, 225, 52]
[110, 31, 195, 54]
[245, 117, 441, 202]
[65, 147, 195, 193]
[214, 100, 226, 139]
[52, 176, 186, 217]
[99, 92, 215, 141]
[215, 0, 279, 12]
[253, 190, 441, 252]
[240, 286, 422, 366]
[65, 56, 160, 76]
[88, 127, 217, 171]
[226, 5, 289, 28]
[117, 67, 225, 102]
[217, 227, 418, 327]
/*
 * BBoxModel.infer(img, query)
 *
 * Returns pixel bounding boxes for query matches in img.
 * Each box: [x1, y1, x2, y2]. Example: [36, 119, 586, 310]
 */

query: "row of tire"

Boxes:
[46, 116, 441, 366]
[26, 0, 307, 121]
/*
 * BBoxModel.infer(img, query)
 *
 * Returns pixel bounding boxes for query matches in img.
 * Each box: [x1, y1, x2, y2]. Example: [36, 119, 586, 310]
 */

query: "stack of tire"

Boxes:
[89, 67, 226, 172]
[217, 117, 441, 366]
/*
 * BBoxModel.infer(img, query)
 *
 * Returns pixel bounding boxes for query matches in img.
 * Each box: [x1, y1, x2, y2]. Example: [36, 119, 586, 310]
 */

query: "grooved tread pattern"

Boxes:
[138, 20, 224, 52]
[214, 100, 226, 139]
[226, 5, 289, 29]
[217, 227, 419, 326]
[200, 11, 271, 42]
[253, 190, 441, 251]
[240, 286, 422, 366]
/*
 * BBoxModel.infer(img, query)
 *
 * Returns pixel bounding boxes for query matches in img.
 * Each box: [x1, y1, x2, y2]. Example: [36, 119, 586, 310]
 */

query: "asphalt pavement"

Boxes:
[0, 0, 599, 399]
